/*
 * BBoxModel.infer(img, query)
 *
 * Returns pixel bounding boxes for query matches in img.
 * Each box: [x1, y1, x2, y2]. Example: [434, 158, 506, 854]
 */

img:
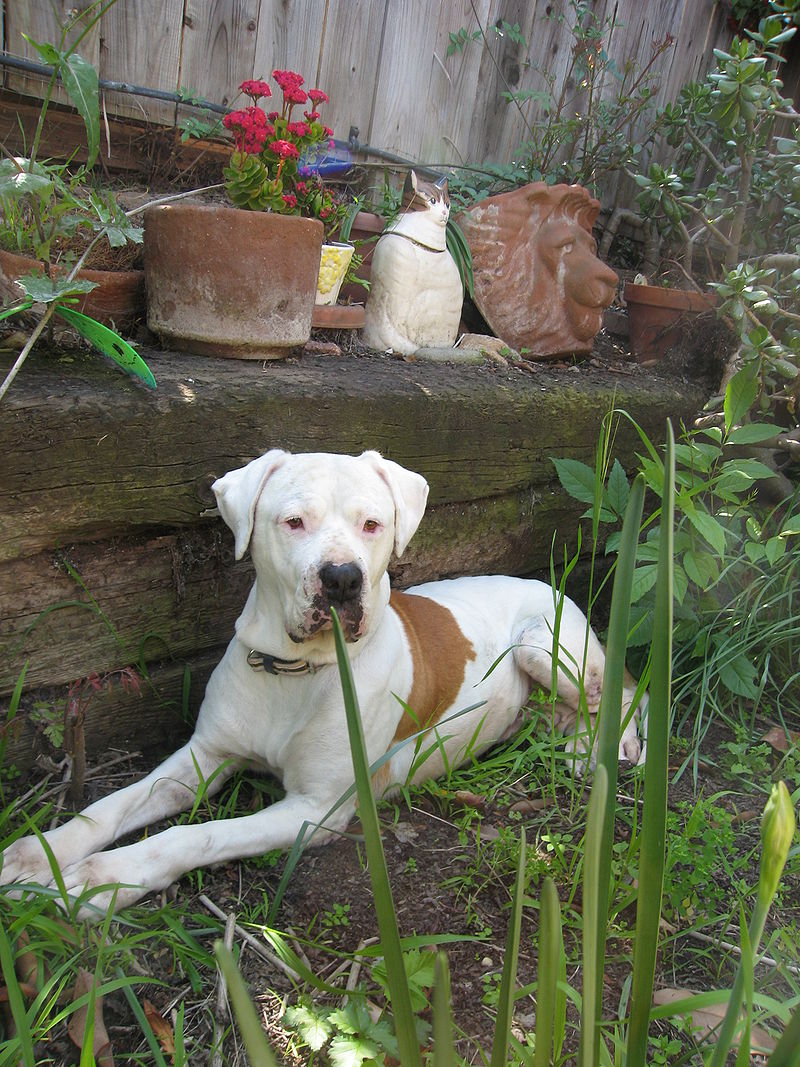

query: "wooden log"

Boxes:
[0, 344, 703, 564]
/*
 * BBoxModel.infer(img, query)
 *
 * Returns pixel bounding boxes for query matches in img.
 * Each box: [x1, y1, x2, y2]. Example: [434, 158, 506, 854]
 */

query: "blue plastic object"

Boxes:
[298, 143, 353, 178]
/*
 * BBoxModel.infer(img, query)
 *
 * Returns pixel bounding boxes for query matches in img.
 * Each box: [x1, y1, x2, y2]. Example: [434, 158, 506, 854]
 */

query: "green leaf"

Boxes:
[606, 459, 630, 517]
[719, 653, 759, 698]
[0, 168, 54, 199]
[22, 34, 60, 66]
[283, 1004, 331, 1051]
[724, 363, 759, 432]
[54, 306, 157, 389]
[764, 536, 786, 565]
[551, 456, 597, 505]
[631, 564, 659, 601]
[60, 52, 101, 168]
[19, 274, 97, 302]
[329, 1034, 380, 1067]
[681, 497, 727, 555]
[682, 549, 719, 588]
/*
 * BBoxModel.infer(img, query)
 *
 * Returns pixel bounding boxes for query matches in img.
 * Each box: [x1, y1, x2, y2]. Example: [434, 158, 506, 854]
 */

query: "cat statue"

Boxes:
[362, 171, 463, 355]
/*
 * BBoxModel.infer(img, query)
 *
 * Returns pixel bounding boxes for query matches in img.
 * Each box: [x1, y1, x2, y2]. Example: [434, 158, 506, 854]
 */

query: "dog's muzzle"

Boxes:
[290, 561, 366, 643]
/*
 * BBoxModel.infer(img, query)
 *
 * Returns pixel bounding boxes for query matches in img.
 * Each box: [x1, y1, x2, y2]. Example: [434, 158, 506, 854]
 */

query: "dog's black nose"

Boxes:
[320, 562, 363, 603]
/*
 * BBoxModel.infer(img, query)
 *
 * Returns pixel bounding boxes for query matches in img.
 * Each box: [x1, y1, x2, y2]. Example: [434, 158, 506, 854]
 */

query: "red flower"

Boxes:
[295, 180, 308, 195]
[323, 125, 333, 138]
[272, 69, 304, 92]
[304, 111, 320, 123]
[308, 88, 329, 106]
[239, 79, 272, 101]
[287, 121, 309, 138]
[267, 111, 280, 122]
[284, 86, 308, 105]
[268, 139, 300, 159]
[282, 193, 298, 208]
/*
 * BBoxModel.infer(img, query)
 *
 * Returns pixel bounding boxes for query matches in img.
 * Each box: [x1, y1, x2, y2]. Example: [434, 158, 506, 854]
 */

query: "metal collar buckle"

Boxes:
[247, 649, 315, 676]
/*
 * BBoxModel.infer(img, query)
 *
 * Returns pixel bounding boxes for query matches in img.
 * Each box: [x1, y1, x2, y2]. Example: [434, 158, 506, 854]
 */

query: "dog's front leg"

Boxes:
[0, 740, 238, 890]
[59, 790, 354, 914]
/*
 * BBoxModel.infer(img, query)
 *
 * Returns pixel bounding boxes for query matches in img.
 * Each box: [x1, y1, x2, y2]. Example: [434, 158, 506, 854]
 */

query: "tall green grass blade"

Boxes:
[626, 421, 674, 1067]
[768, 1001, 800, 1067]
[432, 951, 456, 1067]
[0, 920, 36, 1066]
[490, 829, 528, 1067]
[118, 971, 171, 1067]
[589, 471, 645, 1051]
[535, 876, 564, 1067]
[332, 609, 423, 1067]
[579, 762, 609, 1067]
[212, 944, 279, 1066]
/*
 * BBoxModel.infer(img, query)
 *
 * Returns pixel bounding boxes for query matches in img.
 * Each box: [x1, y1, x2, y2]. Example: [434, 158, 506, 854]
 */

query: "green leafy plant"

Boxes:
[218, 71, 347, 238]
[554, 408, 800, 771]
[631, 6, 800, 419]
[0, 2, 155, 399]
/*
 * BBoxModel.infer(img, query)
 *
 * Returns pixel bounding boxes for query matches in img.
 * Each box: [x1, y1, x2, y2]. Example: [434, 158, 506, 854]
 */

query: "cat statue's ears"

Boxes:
[403, 169, 419, 200]
[402, 169, 449, 201]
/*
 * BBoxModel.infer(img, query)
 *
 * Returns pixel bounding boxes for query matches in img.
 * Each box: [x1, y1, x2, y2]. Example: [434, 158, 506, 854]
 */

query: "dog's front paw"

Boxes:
[0, 835, 60, 888]
[60, 850, 151, 916]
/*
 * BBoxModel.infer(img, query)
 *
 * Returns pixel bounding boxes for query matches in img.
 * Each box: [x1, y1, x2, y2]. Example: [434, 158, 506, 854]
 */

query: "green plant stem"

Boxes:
[331, 609, 423, 1067]
[0, 302, 58, 402]
[626, 421, 675, 1067]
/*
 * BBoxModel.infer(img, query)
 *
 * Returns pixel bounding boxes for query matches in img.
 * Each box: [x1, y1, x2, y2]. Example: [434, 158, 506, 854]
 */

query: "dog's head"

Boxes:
[212, 450, 429, 647]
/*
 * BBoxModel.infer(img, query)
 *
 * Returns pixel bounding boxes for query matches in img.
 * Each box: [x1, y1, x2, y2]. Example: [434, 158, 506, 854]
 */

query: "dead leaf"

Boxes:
[67, 968, 115, 1067]
[762, 725, 800, 754]
[453, 790, 486, 811]
[144, 999, 175, 1056]
[653, 987, 776, 1054]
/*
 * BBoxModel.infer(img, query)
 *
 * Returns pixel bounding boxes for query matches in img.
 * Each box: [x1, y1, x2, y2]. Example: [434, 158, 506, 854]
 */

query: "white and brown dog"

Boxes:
[1, 450, 644, 911]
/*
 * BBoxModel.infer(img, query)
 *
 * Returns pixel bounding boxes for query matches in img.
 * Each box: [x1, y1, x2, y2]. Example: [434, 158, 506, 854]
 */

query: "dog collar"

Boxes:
[246, 649, 316, 676]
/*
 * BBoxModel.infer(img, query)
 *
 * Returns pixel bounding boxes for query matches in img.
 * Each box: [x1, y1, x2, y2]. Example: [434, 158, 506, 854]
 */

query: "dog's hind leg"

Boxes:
[0, 740, 240, 890]
[512, 597, 642, 765]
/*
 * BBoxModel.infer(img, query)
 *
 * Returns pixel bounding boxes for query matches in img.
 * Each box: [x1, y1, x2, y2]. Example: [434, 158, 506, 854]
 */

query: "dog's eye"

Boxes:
[363, 519, 381, 534]
[285, 516, 304, 530]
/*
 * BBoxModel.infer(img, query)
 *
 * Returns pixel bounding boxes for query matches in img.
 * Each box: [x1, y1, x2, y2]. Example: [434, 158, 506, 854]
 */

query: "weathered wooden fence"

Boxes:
[3, 0, 739, 196]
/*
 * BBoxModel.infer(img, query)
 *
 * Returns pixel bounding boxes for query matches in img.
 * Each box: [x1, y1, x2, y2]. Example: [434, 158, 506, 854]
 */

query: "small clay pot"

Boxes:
[144, 204, 323, 359]
[0, 248, 144, 331]
[624, 282, 717, 362]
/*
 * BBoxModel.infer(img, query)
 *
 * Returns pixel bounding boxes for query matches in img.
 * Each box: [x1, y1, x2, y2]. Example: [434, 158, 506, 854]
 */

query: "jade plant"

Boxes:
[631, 7, 800, 422]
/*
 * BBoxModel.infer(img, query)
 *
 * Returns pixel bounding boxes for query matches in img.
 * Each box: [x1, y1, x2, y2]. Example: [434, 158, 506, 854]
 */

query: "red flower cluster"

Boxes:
[221, 69, 346, 234]
[239, 79, 272, 102]
[222, 106, 274, 154]
[269, 139, 300, 160]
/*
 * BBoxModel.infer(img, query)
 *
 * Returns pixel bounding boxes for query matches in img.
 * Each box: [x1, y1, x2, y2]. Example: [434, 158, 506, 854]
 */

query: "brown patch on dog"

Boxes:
[390, 591, 476, 742]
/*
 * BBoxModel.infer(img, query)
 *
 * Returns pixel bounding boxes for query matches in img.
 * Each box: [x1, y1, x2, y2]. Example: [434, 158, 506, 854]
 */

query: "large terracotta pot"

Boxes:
[144, 204, 323, 359]
[0, 248, 144, 330]
[624, 282, 717, 362]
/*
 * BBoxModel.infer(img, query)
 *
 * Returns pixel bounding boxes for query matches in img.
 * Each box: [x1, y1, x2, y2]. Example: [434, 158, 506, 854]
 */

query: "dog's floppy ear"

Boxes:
[212, 449, 289, 559]
[360, 451, 429, 556]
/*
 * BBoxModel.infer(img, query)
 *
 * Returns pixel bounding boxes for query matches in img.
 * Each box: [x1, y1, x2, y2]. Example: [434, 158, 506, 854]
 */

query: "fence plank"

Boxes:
[99, 0, 185, 125]
[315, 0, 389, 150]
[252, 0, 327, 96]
[4, 0, 100, 107]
